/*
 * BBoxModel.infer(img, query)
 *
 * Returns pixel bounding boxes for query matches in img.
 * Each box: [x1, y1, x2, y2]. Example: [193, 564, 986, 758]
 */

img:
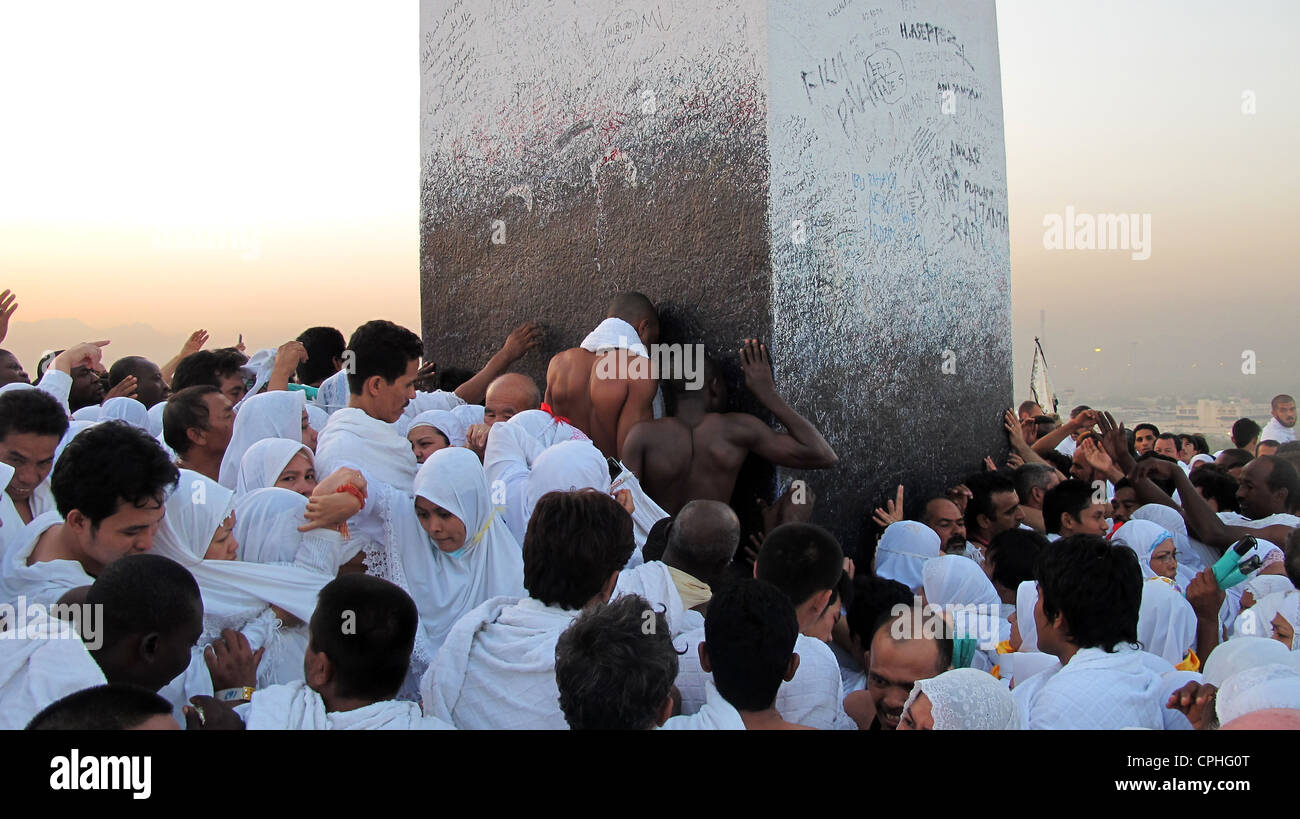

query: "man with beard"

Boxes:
[844, 605, 952, 730]
[1262, 394, 1296, 445]
[918, 495, 968, 554]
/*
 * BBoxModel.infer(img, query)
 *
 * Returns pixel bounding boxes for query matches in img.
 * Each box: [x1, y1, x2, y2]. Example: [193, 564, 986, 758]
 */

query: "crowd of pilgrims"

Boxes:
[0, 287, 1298, 730]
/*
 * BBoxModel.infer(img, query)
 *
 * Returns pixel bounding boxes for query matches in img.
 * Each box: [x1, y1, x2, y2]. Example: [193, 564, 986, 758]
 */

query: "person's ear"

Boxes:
[784, 653, 800, 682]
[139, 632, 160, 663]
[698, 642, 711, 674]
[63, 509, 90, 541]
[364, 375, 385, 397]
[977, 513, 992, 533]
[657, 694, 675, 727]
[186, 426, 208, 449]
[1060, 511, 1077, 531]
[810, 588, 833, 619]
[304, 647, 331, 690]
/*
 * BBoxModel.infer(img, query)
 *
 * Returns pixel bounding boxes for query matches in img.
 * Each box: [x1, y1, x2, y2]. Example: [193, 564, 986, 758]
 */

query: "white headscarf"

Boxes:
[524, 440, 610, 524]
[902, 668, 1024, 729]
[305, 404, 328, 435]
[1216, 663, 1300, 724]
[403, 410, 463, 447]
[314, 369, 351, 415]
[874, 521, 941, 593]
[1015, 580, 1040, 652]
[1137, 579, 1197, 665]
[1131, 504, 1205, 573]
[147, 400, 167, 437]
[234, 487, 312, 564]
[1111, 519, 1178, 584]
[1201, 636, 1293, 686]
[923, 554, 1001, 608]
[99, 396, 150, 431]
[151, 470, 331, 625]
[1233, 590, 1300, 649]
[236, 438, 313, 497]
[580, 317, 649, 358]
[403, 447, 525, 654]
[218, 390, 306, 489]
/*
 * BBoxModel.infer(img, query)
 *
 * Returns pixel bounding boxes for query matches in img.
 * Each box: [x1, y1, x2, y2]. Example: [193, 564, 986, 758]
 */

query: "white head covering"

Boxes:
[1245, 574, 1297, 600]
[1190, 453, 1214, 468]
[1131, 504, 1203, 573]
[1233, 590, 1300, 649]
[404, 410, 464, 448]
[217, 390, 306, 489]
[304, 403, 328, 435]
[1137, 579, 1197, 665]
[524, 440, 610, 523]
[147, 400, 167, 437]
[151, 470, 330, 625]
[923, 554, 1000, 608]
[501, 408, 589, 447]
[580, 317, 650, 358]
[874, 521, 941, 593]
[1216, 663, 1300, 724]
[1015, 580, 1040, 652]
[1201, 636, 1294, 686]
[235, 437, 314, 497]
[406, 447, 525, 652]
[70, 405, 100, 421]
[314, 369, 351, 415]
[99, 396, 150, 431]
[1111, 519, 1176, 583]
[902, 668, 1024, 729]
[234, 487, 312, 564]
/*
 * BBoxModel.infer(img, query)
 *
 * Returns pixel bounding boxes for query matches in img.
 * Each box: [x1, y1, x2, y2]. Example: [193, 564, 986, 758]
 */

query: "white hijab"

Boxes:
[147, 400, 167, 437]
[236, 437, 313, 496]
[402, 447, 525, 655]
[403, 409, 463, 447]
[1015, 580, 1040, 652]
[234, 487, 313, 564]
[1216, 663, 1300, 724]
[1111, 519, 1180, 585]
[524, 440, 610, 524]
[1201, 636, 1294, 686]
[313, 369, 351, 415]
[923, 554, 1001, 608]
[218, 390, 306, 489]
[874, 521, 941, 593]
[1131, 503, 1207, 573]
[100, 396, 150, 431]
[902, 668, 1024, 729]
[1233, 590, 1300, 649]
[1137, 579, 1197, 665]
[151, 470, 332, 625]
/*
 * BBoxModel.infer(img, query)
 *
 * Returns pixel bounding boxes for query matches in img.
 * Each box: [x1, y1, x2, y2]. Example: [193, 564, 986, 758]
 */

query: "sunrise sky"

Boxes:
[1, 0, 1295, 400]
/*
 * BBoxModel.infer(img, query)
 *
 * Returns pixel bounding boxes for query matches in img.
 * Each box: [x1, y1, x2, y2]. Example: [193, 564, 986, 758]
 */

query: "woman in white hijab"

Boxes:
[151, 470, 350, 713]
[899, 668, 1024, 729]
[1215, 663, 1300, 725]
[1111, 519, 1193, 590]
[1201, 635, 1294, 687]
[395, 448, 525, 684]
[873, 521, 941, 593]
[1138, 579, 1198, 667]
[235, 437, 317, 497]
[923, 554, 1009, 668]
[403, 410, 457, 463]
[524, 440, 612, 527]
[1131, 503, 1212, 574]
[99, 396, 150, 431]
[217, 389, 312, 488]
[233, 486, 362, 575]
[1232, 589, 1300, 649]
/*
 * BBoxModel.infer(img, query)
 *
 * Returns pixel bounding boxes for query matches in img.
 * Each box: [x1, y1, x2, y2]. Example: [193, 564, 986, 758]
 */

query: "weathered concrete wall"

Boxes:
[420, 0, 1011, 555]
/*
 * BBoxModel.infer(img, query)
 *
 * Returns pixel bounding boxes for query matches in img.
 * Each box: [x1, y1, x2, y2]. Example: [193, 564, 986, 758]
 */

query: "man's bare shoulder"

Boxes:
[548, 347, 595, 370]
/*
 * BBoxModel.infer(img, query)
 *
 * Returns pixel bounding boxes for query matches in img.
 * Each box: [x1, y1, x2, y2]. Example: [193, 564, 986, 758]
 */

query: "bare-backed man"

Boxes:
[545, 292, 660, 459]
[622, 339, 837, 515]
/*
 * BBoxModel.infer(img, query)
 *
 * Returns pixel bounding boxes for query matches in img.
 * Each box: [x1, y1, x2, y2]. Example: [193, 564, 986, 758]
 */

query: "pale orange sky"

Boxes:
[1, 0, 1296, 399]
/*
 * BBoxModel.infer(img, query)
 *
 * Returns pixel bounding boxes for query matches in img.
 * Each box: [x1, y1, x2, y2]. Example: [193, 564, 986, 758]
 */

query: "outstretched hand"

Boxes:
[53, 341, 110, 375]
[501, 322, 544, 362]
[872, 484, 904, 528]
[740, 338, 775, 396]
[181, 329, 209, 357]
[0, 289, 17, 345]
[103, 375, 137, 401]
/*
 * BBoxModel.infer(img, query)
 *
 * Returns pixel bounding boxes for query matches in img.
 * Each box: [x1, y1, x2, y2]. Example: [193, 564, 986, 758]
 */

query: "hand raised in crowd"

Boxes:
[1131, 456, 1180, 484]
[740, 338, 776, 396]
[872, 484, 904, 528]
[0, 289, 17, 345]
[204, 628, 263, 690]
[300, 468, 368, 533]
[1074, 435, 1116, 475]
[465, 423, 491, 458]
[1006, 450, 1025, 469]
[1096, 411, 1135, 475]
[613, 488, 635, 515]
[103, 374, 137, 401]
[501, 321, 544, 362]
[53, 340, 110, 375]
[1185, 567, 1225, 621]
[1166, 680, 1217, 730]
[944, 483, 973, 516]
[412, 361, 439, 392]
[181, 329, 209, 357]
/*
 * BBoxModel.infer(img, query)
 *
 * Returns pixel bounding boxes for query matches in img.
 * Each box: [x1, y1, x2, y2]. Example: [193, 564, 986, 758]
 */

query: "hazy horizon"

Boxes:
[2, 0, 1296, 407]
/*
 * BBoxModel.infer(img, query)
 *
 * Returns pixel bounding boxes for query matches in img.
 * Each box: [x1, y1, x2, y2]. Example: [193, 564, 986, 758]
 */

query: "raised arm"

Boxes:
[454, 321, 543, 404]
[732, 339, 838, 469]
[160, 329, 209, 386]
[1130, 458, 1292, 550]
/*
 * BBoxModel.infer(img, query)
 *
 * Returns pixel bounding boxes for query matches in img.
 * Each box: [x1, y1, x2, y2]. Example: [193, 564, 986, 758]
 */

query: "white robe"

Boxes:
[874, 521, 941, 593]
[672, 627, 854, 729]
[1015, 644, 1166, 729]
[0, 607, 106, 729]
[0, 511, 88, 608]
[1261, 417, 1296, 444]
[240, 680, 455, 730]
[483, 410, 592, 544]
[217, 390, 307, 489]
[420, 595, 577, 730]
[659, 679, 746, 730]
[611, 560, 688, 636]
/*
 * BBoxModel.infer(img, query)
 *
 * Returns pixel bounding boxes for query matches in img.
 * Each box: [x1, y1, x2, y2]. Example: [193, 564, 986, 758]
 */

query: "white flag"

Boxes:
[1030, 338, 1058, 416]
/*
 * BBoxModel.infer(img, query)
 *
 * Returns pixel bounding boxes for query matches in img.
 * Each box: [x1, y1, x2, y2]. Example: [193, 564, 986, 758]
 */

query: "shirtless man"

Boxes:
[621, 339, 838, 515]
[544, 292, 659, 459]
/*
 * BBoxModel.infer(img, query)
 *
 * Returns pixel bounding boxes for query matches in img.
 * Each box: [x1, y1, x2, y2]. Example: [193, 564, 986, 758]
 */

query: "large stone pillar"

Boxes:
[420, 0, 1012, 555]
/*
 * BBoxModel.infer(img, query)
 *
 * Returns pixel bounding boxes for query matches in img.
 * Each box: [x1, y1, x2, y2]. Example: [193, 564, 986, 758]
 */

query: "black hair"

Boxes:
[554, 594, 678, 730]
[435, 366, 474, 392]
[1257, 455, 1300, 513]
[1035, 535, 1140, 651]
[986, 528, 1048, 590]
[523, 491, 635, 609]
[1017, 400, 1042, 416]
[1134, 422, 1160, 437]
[607, 292, 658, 327]
[641, 516, 673, 563]
[1272, 394, 1296, 411]
[1042, 479, 1095, 534]
[107, 356, 157, 387]
[171, 349, 247, 393]
[1217, 448, 1255, 472]
[309, 574, 418, 702]
[755, 522, 844, 609]
[1189, 465, 1239, 513]
[1231, 418, 1261, 449]
[162, 385, 220, 455]
[963, 471, 1018, 531]
[51, 421, 179, 527]
[1013, 463, 1057, 505]
[845, 575, 912, 644]
[296, 326, 346, 386]
[344, 320, 423, 395]
[704, 579, 799, 712]
[27, 683, 175, 730]
[1155, 432, 1180, 450]
[1040, 449, 1074, 476]
[0, 388, 69, 442]
[88, 554, 202, 652]
[869, 606, 955, 673]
